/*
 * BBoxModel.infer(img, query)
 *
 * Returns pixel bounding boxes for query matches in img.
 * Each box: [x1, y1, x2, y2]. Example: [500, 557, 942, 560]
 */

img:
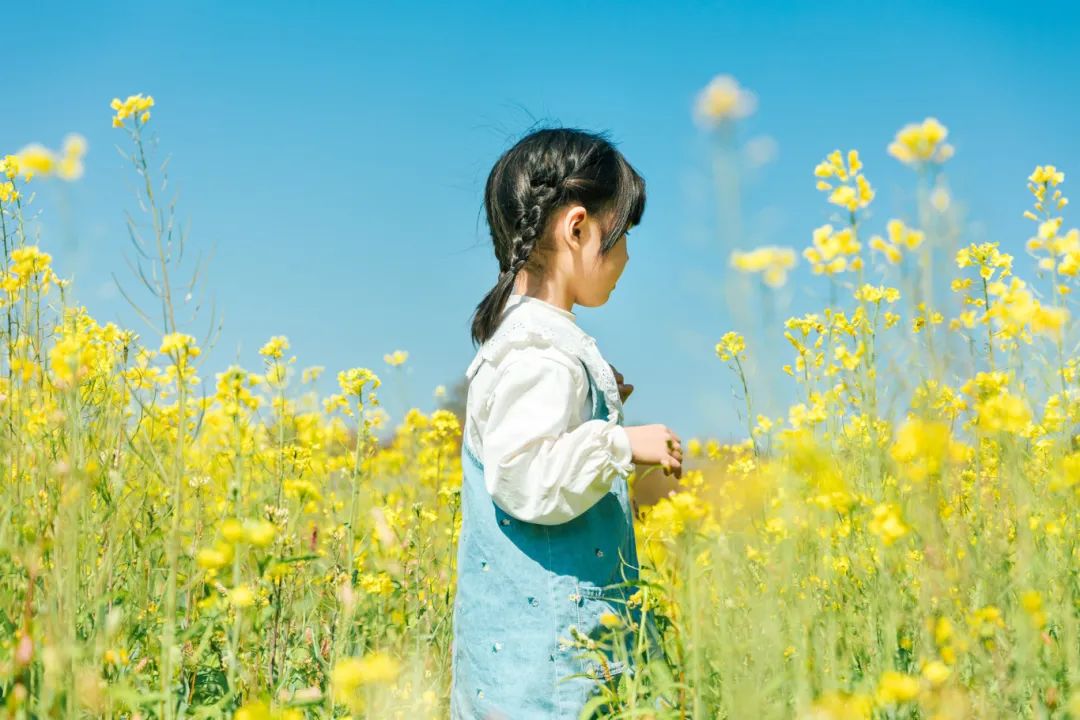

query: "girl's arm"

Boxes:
[480, 346, 634, 526]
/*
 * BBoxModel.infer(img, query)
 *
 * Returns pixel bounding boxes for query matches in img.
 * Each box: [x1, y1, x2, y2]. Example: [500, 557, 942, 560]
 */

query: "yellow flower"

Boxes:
[232, 699, 298, 720]
[159, 332, 201, 360]
[103, 648, 130, 666]
[921, 660, 951, 686]
[2, 154, 26, 184]
[973, 390, 1032, 434]
[889, 416, 966, 482]
[24, 133, 90, 182]
[930, 186, 951, 211]
[48, 323, 106, 390]
[869, 234, 902, 264]
[955, 241, 1012, 286]
[110, 93, 155, 127]
[264, 562, 290, 581]
[847, 149, 862, 174]
[196, 542, 234, 570]
[598, 612, 622, 628]
[715, 331, 746, 362]
[934, 616, 954, 647]
[1030, 164, 1065, 186]
[331, 652, 402, 702]
[245, 519, 276, 547]
[1021, 590, 1046, 629]
[853, 284, 900, 304]
[0, 180, 18, 203]
[887, 219, 924, 250]
[234, 700, 271, 720]
[221, 518, 245, 543]
[693, 74, 757, 125]
[338, 367, 381, 397]
[7, 245, 58, 294]
[228, 585, 256, 608]
[12, 143, 56, 181]
[829, 185, 856, 210]
[868, 503, 908, 546]
[815, 149, 874, 213]
[359, 571, 395, 596]
[283, 478, 322, 503]
[730, 246, 798, 287]
[875, 670, 921, 705]
[259, 335, 290, 359]
[804, 224, 861, 276]
[383, 349, 408, 367]
[687, 438, 703, 458]
[888, 117, 954, 167]
[967, 605, 1005, 646]
[802, 690, 872, 719]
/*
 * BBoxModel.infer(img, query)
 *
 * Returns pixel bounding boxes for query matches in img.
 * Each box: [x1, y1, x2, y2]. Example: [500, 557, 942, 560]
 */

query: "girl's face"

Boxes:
[565, 206, 630, 308]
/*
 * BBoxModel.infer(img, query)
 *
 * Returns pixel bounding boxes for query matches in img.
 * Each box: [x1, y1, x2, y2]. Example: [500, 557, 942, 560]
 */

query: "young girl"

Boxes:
[450, 127, 683, 719]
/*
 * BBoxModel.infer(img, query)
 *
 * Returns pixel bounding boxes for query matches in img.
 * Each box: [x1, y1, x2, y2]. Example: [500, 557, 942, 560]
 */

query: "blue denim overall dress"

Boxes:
[450, 357, 651, 719]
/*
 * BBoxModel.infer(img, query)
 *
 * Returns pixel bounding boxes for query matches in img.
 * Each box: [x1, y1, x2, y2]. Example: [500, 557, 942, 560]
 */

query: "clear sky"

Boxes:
[4, 0, 1079, 440]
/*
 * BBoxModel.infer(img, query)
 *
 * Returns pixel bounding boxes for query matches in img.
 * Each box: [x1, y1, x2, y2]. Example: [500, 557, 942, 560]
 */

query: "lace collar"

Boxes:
[503, 292, 576, 320]
[466, 295, 624, 423]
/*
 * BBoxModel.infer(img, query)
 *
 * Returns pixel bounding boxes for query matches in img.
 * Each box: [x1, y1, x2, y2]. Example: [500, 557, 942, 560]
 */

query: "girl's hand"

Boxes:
[623, 424, 682, 479]
[609, 363, 634, 403]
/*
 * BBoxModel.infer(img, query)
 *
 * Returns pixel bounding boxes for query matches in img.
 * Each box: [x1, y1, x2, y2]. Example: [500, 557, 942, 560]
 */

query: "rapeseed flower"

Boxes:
[887, 117, 954, 167]
[110, 93, 154, 127]
[730, 246, 798, 287]
[694, 73, 757, 125]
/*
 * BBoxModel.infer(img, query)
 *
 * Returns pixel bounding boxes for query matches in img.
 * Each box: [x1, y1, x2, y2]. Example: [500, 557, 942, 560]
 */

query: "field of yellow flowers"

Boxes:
[2, 81, 1080, 720]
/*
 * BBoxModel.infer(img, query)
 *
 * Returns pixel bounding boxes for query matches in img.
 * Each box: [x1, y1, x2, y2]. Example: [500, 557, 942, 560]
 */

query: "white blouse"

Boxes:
[463, 293, 635, 526]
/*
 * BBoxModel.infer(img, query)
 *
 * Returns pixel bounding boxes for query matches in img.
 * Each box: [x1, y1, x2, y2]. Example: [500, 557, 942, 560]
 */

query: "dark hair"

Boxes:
[469, 126, 646, 347]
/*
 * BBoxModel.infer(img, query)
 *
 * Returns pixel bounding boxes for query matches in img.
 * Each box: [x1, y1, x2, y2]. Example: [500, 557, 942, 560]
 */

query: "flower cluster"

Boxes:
[814, 149, 875, 213]
[869, 219, 925, 265]
[730, 246, 798, 287]
[384, 349, 408, 367]
[715, 331, 746, 362]
[804, 223, 862, 275]
[6, 134, 87, 182]
[110, 93, 155, 127]
[887, 117, 955, 167]
[693, 73, 757, 126]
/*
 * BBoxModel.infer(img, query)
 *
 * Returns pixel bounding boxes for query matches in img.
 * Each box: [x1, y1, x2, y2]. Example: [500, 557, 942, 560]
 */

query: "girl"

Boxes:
[450, 127, 682, 719]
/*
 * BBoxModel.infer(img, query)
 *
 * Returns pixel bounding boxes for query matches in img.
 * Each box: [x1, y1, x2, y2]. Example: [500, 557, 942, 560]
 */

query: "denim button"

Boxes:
[595, 548, 604, 558]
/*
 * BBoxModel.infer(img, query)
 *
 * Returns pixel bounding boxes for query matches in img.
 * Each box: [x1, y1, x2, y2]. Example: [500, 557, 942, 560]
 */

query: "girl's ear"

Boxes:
[561, 205, 587, 251]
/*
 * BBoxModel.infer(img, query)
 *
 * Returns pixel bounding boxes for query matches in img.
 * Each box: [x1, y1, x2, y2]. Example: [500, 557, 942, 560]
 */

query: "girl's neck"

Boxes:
[512, 273, 575, 314]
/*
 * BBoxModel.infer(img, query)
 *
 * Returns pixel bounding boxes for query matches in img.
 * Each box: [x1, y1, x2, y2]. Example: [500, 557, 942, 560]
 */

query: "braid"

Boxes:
[506, 180, 560, 279]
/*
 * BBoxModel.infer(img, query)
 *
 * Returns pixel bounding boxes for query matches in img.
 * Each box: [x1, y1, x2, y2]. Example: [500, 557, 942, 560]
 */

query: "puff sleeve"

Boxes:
[479, 346, 634, 526]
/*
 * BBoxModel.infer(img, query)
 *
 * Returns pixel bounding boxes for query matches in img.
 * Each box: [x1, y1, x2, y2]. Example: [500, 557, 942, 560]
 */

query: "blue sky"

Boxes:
[4, 0, 1079, 440]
